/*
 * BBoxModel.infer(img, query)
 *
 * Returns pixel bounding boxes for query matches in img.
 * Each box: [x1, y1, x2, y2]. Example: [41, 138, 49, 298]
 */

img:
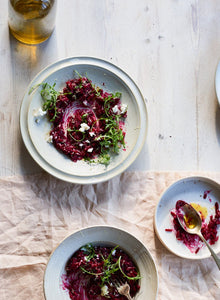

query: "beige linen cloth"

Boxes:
[0, 171, 220, 300]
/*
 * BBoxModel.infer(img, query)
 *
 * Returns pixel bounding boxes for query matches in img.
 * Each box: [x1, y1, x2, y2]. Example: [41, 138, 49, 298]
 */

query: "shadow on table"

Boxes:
[8, 28, 59, 176]
[9, 27, 59, 71]
[18, 132, 43, 175]
[216, 100, 220, 146]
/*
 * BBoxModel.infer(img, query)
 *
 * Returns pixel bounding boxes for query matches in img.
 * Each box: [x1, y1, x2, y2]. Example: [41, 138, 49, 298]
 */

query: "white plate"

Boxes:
[215, 61, 220, 105]
[44, 226, 158, 300]
[154, 176, 220, 259]
[20, 57, 148, 184]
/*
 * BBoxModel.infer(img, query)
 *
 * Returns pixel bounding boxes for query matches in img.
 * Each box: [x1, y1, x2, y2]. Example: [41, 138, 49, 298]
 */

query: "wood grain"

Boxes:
[0, 0, 220, 176]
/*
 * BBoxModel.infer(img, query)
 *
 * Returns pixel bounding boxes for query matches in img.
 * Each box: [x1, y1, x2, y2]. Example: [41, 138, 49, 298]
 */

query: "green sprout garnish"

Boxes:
[81, 113, 89, 123]
[40, 82, 60, 122]
[80, 243, 96, 261]
[118, 256, 141, 281]
[79, 244, 140, 287]
[98, 153, 111, 166]
[98, 115, 125, 155]
[67, 128, 85, 142]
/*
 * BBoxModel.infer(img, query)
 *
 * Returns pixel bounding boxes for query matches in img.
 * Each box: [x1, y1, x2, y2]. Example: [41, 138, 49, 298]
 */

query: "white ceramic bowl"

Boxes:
[44, 226, 158, 300]
[20, 57, 148, 184]
[154, 176, 220, 259]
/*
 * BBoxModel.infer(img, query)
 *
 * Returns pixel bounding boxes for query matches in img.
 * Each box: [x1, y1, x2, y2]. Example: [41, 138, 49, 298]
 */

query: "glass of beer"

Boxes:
[8, 0, 57, 44]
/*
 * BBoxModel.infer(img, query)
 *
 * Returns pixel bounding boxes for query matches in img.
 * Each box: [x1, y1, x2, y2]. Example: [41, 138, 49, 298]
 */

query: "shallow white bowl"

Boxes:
[20, 57, 148, 184]
[44, 226, 158, 300]
[154, 176, 220, 259]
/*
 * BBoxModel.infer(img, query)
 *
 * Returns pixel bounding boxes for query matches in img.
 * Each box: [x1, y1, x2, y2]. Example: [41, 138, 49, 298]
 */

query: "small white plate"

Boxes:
[20, 57, 147, 184]
[215, 61, 220, 105]
[44, 226, 158, 300]
[154, 176, 220, 259]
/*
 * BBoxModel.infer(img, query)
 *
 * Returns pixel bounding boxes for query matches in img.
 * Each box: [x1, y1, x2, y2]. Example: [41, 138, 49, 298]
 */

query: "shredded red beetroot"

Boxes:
[201, 202, 220, 244]
[62, 245, 140, 300]
[166, 200, 220, 253]
[42, 75, 127, 164]
[203, 190, 212, 202]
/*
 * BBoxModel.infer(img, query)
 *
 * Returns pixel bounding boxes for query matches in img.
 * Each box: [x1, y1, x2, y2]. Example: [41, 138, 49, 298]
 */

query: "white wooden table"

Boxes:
[0, 0, 220, 177]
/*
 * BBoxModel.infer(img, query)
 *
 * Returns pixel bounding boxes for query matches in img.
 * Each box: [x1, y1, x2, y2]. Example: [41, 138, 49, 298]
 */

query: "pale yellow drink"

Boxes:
[8, 0, 56, 44]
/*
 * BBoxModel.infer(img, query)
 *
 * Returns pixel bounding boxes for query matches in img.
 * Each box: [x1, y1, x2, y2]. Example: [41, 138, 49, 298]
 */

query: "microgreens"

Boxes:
[67, 128, 85, 142]
[80, 244, 140, 288]
[81, 113, 88, 123]
[74, 70, 82, 78]
[98, 153, 111, 165]
[75, 82, 83, 89]
[80, 243, 96, 261]
[40, 82, 60, 121]
[99, 115, 125, 154]
[103, 92, 121, 117]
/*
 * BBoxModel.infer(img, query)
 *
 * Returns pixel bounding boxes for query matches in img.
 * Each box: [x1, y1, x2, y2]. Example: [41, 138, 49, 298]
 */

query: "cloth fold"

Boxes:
[0, 171, 220, 299]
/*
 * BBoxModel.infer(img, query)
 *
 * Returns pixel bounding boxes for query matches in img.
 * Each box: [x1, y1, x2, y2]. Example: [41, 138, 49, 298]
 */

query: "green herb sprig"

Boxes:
[80, 244, 141, 287]
[67, 128, 85, 142]
[40, 82, 60, 121]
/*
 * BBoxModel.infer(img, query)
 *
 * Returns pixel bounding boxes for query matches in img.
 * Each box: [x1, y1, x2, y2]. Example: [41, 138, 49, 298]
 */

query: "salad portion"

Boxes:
[38, 72, 127, 165]
[62, 244, 140, 299]
[165, 194, 220, 253]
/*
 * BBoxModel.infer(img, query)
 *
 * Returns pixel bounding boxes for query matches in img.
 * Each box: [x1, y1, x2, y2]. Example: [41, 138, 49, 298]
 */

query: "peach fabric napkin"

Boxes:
[0, 171, 220, 300]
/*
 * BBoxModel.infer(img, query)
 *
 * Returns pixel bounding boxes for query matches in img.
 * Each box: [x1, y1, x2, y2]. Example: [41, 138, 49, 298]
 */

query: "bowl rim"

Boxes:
[43, 225, 159, 300]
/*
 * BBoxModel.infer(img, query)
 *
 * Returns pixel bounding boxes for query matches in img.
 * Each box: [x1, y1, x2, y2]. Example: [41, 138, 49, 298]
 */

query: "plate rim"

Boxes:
[20, 56, 148, 184]
[43, 225, 159, 300]
[154, 175, 220, 260]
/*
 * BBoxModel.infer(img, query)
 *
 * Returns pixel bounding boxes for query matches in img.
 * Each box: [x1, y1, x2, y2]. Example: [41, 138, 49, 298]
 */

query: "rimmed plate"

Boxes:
[154, 176, 220, 259]
[20, 57, 147, 184]
[44, 226, 158, 300]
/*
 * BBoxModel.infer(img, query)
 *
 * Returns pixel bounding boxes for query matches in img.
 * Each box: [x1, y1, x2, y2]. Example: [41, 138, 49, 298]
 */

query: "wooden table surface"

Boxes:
[1, 0, 220, 177]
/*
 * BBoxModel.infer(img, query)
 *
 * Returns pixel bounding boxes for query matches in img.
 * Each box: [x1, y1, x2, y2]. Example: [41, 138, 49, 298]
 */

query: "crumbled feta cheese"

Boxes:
[89, 131, 95, 137]
[33, 107, 47, 117]
[87, 148, 93, 153]
[120, 104, 128, 114]
[112, 105, 119, 114]
[85, 140, 90, 144]
[33, 107, 47, 123]
[46, 135, 53, 143]
[79, 123, 90, 132]
[101, 285, 109, 296]
[79, 143, 84, 148]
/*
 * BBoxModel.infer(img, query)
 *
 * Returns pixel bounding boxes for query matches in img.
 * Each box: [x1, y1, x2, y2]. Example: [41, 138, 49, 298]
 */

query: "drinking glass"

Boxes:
[8, 0, 57, 44]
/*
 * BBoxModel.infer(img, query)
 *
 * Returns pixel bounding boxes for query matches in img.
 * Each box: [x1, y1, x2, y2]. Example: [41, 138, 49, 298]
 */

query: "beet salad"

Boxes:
[39, 72, 127, 165]
[166, 196, 220, 254]
[62, 244, 140, 300]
